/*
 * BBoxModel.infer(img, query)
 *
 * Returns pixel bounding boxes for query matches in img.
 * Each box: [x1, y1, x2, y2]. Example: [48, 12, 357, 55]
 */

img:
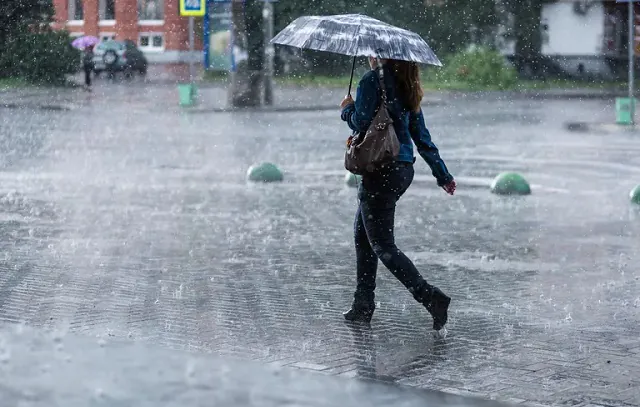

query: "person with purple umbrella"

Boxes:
[72, 36, 99, 91]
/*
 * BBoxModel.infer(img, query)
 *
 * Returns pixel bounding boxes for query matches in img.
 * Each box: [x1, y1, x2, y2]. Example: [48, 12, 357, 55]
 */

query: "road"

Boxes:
[1, 81, 639, 406]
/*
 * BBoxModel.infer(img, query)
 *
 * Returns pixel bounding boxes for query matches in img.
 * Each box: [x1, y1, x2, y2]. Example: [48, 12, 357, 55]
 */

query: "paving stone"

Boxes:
[1, 87, 639, 406]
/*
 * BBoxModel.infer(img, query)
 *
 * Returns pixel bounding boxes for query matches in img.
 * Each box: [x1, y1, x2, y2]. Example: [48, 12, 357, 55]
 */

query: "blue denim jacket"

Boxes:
[341, 67, 453, 186]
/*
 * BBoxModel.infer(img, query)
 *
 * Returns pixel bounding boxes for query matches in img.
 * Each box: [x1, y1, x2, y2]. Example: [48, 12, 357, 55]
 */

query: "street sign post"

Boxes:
[179, 0, 206, 106]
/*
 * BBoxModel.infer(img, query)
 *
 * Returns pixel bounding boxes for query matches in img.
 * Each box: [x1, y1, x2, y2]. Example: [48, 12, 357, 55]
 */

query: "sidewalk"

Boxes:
[141, 64, 637, 101]
[0, 323, 513, 407]
[0, 81, 624, 115]
[1, 65, 632, 114]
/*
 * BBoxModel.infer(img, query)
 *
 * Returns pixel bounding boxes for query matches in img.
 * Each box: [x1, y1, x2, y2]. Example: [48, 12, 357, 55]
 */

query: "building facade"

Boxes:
[499, 0, 639, 79]
[52, 0, 204, 63]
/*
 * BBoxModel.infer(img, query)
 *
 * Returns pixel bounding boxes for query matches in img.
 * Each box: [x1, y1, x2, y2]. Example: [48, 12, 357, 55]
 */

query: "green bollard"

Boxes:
[490, 172, 531, 196]
[247, 163, 283, 183]
[630, 185, 640, 205]
[345, 172, 361, 188]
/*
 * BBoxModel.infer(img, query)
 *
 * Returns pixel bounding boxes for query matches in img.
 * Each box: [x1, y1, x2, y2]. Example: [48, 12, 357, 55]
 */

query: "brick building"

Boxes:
[52, 0, 204, 63]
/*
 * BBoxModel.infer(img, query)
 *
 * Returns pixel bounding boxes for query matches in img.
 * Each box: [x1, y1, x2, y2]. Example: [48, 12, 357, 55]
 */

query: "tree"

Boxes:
[419, 0, 500, 54]
[0, 0, 79, 83]
[228, 0, 265, 107]
[499, 0, 557, 76]
[0, 0, 54, 42]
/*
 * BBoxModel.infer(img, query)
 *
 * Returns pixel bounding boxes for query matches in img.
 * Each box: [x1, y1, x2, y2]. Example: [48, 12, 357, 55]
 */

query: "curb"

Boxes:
[0, 103, 71, 111]
[565, 121, 639, 133]
[183, 98, 446, 114]
[442, 89, 627, 101]
[519, 91, 625, 100]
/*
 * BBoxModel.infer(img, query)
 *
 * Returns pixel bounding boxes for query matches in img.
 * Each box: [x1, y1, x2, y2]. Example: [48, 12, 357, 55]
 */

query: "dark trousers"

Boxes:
[353, 162, 430, 305]
[83, 66, 92, 87]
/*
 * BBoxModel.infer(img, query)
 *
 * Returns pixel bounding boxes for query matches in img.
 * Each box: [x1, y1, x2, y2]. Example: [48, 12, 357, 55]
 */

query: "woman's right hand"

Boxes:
[340, 95, 355, 109]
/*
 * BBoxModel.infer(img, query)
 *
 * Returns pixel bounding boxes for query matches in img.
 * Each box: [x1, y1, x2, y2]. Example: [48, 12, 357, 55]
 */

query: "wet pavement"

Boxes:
[0, 73, 443, 113]
[1, 80, 640, 406]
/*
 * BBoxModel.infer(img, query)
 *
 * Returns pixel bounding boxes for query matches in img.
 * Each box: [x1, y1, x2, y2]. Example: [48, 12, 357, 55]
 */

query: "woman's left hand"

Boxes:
[442, 180, 456, 195]
[340, 95, 354, 109]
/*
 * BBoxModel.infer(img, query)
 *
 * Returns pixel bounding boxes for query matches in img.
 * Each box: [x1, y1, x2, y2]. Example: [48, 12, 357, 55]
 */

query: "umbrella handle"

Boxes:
[347, 56, 356, 96]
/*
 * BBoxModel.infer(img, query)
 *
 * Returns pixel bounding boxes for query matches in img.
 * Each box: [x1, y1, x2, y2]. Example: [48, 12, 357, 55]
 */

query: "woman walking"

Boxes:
[340, 57, 456, 331]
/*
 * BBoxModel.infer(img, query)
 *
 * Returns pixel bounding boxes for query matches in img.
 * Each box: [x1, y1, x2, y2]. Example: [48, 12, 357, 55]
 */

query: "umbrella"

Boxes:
[72, 35, 100, 50]
[271, 14, 442, 94]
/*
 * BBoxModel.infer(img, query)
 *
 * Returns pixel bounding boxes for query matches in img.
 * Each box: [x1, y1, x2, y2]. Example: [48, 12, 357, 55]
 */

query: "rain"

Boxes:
[1, 0, 640, 406]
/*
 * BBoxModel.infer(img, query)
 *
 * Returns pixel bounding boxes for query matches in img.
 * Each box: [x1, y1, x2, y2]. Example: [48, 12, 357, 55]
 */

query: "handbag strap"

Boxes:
[375, 66, 389, 107]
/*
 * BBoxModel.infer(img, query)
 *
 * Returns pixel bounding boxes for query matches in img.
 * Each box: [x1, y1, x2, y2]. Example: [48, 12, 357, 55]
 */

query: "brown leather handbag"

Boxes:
[344, 68, 400, 175]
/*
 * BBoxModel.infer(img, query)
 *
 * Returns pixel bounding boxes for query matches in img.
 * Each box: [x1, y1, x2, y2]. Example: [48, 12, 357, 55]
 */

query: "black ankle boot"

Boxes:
[343, 293, 375, 323]
[343, 306, 374, 323]
[423, 286, 451, 331]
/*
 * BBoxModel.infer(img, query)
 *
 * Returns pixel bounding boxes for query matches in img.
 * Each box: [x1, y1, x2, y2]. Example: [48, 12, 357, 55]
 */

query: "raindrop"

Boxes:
[0, 345, 10, 364]
[185, 360, 197, 380]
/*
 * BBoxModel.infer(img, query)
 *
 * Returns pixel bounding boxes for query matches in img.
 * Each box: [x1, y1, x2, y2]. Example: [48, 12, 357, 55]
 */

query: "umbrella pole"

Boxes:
[347, 56, 356, 96]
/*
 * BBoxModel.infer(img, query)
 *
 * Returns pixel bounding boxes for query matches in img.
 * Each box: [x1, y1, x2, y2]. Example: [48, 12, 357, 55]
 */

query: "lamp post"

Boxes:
[629, 0, 635, 123]
[179, 0, 206, 106]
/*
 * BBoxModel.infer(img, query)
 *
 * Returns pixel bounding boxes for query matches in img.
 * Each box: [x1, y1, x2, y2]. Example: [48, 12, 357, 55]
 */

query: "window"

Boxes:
[139, 33, 164, 51]
[100, 33, 116, 43]
[96, 40, 124, 51]
[99, 0, 116, 21]
[68, 0, 83, 20]
[138, 0, 164, 21]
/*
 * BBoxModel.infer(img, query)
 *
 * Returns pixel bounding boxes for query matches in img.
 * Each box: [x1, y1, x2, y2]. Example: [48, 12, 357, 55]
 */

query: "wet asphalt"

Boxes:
[1, 79, 639, 406]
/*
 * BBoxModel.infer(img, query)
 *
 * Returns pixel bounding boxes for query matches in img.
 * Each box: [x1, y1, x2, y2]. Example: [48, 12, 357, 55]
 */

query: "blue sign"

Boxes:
[205, 0, 233, 71]
[180, 0, 205, 16]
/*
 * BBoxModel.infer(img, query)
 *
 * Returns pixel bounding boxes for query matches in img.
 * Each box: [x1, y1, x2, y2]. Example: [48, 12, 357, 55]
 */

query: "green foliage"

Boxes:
[439, 47, 517, 89]
[0, 30, 80, 84]
[0, 0, 79, 84]
[418, 0, 500, 54]
[0, 0, 55, 42]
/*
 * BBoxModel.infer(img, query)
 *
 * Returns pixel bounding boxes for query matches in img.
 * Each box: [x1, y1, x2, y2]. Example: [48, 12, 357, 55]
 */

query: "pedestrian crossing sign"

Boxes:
[180, 0, 206, 16]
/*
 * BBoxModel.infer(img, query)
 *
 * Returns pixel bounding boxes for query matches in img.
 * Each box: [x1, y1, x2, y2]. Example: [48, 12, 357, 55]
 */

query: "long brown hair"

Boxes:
[386, 59, 423, 112]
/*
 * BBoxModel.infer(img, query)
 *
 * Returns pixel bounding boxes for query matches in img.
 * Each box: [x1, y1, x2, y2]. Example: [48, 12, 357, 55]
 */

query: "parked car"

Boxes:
[93, 39, 148, 78]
